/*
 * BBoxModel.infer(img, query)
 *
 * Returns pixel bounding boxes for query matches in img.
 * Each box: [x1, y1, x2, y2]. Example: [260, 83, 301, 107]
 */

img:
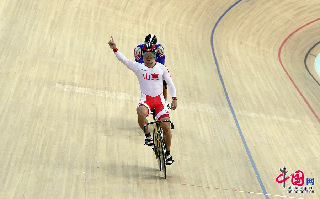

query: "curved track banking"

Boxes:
[305, 41, 320, 86]
[278, 18, 320, 123]
[210, 0, 269, 198]
[1, 0, 320, 199]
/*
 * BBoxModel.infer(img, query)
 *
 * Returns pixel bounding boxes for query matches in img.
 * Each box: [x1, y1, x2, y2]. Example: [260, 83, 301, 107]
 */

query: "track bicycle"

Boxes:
[143, 106, 174, 179]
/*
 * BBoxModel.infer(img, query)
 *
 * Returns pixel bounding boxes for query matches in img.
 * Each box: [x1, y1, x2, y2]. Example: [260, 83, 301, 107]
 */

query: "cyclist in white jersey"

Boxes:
[108, 37, 177, 165]
[134, 34, 168, 100]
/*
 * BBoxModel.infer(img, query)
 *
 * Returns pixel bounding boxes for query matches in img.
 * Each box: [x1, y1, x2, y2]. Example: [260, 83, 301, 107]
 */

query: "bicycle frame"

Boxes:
[143, 110, 173, 179]
[143, 119, 171, 155]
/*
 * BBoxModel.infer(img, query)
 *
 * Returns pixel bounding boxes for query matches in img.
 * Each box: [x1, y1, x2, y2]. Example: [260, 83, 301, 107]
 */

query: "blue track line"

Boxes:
[210, 1, 269, 198]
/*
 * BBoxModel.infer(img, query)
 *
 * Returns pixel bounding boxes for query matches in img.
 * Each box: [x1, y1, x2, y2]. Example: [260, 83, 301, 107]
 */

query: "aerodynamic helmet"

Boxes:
[142, 43, 157, 58]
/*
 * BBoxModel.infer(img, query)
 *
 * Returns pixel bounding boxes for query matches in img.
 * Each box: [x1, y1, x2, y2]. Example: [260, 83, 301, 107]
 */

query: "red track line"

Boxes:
[278, 18, 320, 123]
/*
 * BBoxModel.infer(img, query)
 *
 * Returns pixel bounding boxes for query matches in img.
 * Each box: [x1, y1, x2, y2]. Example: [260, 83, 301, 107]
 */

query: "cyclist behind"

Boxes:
[108, 37, 177, 165]
[134, 34, 168, 101]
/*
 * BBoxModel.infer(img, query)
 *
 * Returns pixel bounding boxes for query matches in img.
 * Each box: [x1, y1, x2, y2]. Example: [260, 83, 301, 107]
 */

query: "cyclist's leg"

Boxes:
[154, 95, 174, 164]
[159, 117, 172, 151]
[154, 94, 171, 150]
[159, 116, 174, 165]
[137, 105, 154, 146]
[137, 93, 151, 134]
[137, 105, 149, 134]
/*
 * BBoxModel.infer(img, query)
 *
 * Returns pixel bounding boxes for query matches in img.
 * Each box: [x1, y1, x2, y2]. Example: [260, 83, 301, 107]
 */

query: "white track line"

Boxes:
[180, 183, 305, 199]
[55, 82, 317, 125]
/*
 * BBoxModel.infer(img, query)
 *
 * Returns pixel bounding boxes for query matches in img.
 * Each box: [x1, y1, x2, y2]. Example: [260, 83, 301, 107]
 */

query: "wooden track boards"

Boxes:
[0, 0, 319, 198]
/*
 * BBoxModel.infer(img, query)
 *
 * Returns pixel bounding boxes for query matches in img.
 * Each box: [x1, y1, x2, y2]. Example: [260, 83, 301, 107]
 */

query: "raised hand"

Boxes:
[108, 36, 117, 49]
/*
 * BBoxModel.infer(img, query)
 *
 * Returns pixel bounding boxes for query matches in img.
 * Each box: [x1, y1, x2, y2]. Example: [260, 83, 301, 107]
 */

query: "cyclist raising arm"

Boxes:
[108, 36, 177, 165]
[134, 34, 168, 100]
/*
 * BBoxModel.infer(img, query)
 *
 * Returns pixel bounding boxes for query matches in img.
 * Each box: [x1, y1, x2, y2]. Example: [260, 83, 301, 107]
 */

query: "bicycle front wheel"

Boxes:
[154, 131, 161, 171]
[160, 138, 166, 179]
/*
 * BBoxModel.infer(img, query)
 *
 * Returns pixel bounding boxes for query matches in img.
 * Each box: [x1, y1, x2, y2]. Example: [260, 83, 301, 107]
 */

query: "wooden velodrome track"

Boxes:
[1, 0, 319, 198]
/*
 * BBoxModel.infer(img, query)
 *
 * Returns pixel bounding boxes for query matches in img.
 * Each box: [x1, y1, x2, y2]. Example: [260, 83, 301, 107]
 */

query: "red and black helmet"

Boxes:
[142, 43, 157, 55]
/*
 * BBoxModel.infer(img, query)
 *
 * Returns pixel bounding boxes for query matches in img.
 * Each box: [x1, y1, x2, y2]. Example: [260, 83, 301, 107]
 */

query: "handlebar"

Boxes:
[145, 120, 172, 126]
[143, 120, 174, 133]
[144, 104, 175, 133]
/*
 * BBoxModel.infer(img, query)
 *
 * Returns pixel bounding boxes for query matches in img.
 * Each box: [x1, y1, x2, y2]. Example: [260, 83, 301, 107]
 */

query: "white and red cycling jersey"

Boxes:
[114, 50, 177, 120]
